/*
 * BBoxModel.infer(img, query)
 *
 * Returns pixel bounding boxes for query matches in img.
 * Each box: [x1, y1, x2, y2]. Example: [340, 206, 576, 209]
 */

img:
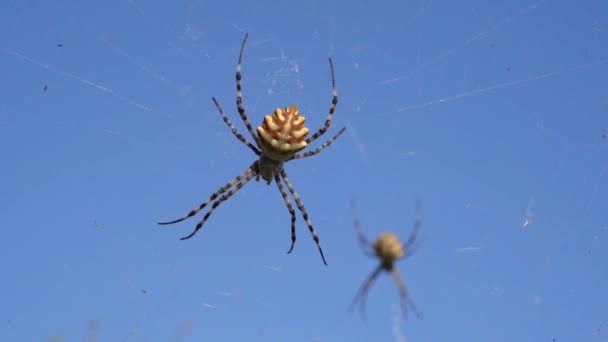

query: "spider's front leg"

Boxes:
[274, 175, 298, 254]
[158, 162, 258, 240]
[280, 169, 328, 265]
[391, 267, 423, 320]
[350, 265, 384, 320]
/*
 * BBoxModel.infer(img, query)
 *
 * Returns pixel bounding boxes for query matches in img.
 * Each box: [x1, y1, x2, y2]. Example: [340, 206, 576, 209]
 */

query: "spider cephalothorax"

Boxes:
[159, 34, 344, 266]
[350, 202, 423, 320]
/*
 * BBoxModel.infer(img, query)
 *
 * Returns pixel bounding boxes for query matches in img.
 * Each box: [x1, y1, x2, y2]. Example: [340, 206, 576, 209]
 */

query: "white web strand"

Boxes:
[102, 37, 179, 89]
[455, 246, 481, 253]
[392, 303, 407, 342]
[356, 0, 548, 111]
[388, 57, 608, 114]
[522, 198, 535, 228]
[378, 0, 548, 87]
[1, 48, 150, 112]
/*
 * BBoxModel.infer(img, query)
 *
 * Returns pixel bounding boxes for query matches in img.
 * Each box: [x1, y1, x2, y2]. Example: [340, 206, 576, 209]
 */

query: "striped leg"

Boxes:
[350, 265, 383, 320]
[212, 96, 261, 155]
[291, 127, 346, 160]
[274, 174, 298, 254]
[279, 169, 327, 266]
[234, 33, 260, 145]
[158, 162, 257, 226]
[305, 58, 339, 144]
[392, 268, 423, 319]
[180, 167, 258, 240]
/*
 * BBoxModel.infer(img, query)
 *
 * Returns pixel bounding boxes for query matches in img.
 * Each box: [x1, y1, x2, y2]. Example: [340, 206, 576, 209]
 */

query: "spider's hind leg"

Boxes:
[402, 201, 423, 259]
[212, 96, 261, 156]
[351, 201, 376, 256]
[305, 57, 339, 145]
[234, 33, 260, 145]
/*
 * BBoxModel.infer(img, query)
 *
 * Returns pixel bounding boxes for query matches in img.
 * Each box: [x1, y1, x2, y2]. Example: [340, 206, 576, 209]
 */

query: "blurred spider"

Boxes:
[350, 202, 423, 320]
[159, 33, 345, 266]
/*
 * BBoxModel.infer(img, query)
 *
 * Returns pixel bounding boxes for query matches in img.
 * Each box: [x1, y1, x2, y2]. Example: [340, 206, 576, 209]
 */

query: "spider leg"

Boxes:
[290, 127, 346, 161]
[212, 97, 261, 156]
[403, 238, 424, 259]
[274, 174, 297, 254]
[350, 264, 383, 320]
[402, 201, 422, 253]
[279, 169, 328, 266]
[351, 200, 376, 256]
[235, 33, 261, 145]
[391, 267, 423, 320]
[180, 167, 258, 240]
[158, 162, 257, 226]
[305, 58, 339, 145]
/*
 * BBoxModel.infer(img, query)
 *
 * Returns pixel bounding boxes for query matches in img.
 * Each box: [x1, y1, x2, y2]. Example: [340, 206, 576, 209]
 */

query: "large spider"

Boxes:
[350, 202, 423, 320]
[158, 34, 345, 266]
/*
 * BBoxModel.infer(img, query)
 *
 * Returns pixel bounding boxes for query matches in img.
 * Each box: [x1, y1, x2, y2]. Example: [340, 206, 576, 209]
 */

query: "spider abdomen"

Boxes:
[257, 104, 310, 161]
[374, 233, 405, 262]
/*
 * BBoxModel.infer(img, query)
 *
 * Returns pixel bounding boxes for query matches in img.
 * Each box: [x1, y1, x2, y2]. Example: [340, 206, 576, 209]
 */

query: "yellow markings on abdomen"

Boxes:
[257, 104, 310, 161]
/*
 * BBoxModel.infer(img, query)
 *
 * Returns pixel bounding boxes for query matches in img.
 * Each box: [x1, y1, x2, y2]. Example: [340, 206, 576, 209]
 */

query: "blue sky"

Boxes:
[1, 0, 607, 341]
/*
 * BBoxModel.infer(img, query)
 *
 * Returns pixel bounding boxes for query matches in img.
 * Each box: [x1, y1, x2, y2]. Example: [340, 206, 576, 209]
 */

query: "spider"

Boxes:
[158, 33, 345, 266]
[350, 202, 423, 320]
